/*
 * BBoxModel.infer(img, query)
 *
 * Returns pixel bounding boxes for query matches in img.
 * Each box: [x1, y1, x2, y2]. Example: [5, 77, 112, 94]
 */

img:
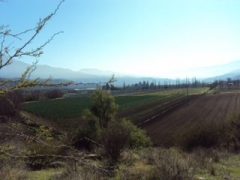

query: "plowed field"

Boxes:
[143, 93, 240, 146]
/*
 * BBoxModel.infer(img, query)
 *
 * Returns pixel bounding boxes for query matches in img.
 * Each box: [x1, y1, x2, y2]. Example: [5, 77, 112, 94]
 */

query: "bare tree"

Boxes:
[0, 0, 65, 92]
[103, 74, 117, 91]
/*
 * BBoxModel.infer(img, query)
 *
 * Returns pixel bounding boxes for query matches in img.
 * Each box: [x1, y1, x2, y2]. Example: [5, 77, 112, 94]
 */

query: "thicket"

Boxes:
[72, 90, 152, 163]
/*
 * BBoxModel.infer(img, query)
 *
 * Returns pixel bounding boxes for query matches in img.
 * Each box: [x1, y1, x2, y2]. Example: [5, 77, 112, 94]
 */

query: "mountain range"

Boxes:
[1, 60, 240, 85]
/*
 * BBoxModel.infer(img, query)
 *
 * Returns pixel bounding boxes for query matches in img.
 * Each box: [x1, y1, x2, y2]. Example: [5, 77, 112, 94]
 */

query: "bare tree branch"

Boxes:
[17, 31, 64, 58]
[0, 0, 65, 91]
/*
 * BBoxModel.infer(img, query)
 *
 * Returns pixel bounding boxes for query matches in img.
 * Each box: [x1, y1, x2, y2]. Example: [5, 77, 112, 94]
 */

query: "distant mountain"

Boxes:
[3, 60, 240, 85]
[0, 61, 106, 80]
[0, 61, 173, 86]
[79, 68, 115, 76]
[182, 60, 240, 79]
[205, 69, 240, 82]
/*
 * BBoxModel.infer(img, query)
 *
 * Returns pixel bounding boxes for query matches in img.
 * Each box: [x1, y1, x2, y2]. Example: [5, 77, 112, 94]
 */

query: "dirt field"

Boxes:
[143, 93, 240, 146]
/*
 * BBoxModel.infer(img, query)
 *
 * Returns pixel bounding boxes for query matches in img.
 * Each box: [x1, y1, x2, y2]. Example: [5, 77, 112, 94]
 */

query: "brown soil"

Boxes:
[143, 93, 240, 146]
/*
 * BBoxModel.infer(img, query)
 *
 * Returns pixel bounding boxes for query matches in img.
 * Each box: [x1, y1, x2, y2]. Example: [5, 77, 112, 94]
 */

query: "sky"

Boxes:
[1, 0, 240, 78]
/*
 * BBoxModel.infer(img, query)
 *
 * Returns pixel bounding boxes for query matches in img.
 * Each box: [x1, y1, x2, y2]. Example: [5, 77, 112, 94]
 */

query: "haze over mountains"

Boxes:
[2, 60, 240, 85]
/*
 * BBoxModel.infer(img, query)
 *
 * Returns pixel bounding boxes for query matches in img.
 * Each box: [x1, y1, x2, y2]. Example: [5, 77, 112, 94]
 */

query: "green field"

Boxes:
[23, 88, 208, 121]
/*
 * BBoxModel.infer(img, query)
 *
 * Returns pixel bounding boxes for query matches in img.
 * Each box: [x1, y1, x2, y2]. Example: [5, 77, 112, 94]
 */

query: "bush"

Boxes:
[181, 115, 240, 151]
[6, 90, 23, 110]
[73, 90, 151, 164]
[123, 119, 152, 148]
[182, 128, 220, 151]
[151, 148, 194, 180]
[0, 95, 16, 117]
[0, 90, 24, 117]
[45, 89, 64, 99]
[221, 114, 240, 151]
[101, 120, 131, 162]
[72, 111, 100, 150]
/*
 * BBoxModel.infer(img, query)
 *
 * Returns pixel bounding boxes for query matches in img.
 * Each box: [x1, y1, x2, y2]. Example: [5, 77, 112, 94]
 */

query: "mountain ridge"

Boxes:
[2, 60, 240, 84]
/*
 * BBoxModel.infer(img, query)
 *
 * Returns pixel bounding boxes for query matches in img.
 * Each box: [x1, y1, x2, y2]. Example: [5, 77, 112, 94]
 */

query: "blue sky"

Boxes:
[1, 0, 240, 78]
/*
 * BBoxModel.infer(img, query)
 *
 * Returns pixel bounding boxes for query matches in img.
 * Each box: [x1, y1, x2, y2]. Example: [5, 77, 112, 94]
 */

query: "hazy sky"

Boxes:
[1, 0, 240, 78]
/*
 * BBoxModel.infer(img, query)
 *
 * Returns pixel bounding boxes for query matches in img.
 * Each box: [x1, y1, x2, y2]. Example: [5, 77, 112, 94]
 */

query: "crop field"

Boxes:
[23, 88, 208, 129]
[143, 92, 240, 146]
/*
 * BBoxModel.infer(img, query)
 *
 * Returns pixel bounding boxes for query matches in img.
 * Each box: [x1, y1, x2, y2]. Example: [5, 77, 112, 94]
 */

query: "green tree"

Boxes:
[90, 90, 118, 128]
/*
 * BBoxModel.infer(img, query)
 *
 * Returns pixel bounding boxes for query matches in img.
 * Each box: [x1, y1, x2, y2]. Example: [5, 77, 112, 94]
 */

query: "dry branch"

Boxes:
[0, 0, 65, 92]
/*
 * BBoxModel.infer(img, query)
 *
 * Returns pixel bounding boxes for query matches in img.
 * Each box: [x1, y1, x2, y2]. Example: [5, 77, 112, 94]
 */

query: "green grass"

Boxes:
[23, 94, 175, 120]
[117, 95, 171, 111]
[23, 96, 91, 120]
[23, 88, 208, 121]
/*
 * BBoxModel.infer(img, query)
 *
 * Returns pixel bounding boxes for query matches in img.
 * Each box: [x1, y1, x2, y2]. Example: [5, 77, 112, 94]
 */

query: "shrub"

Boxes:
[116, 162, 155, 180]
[151, 148, 194, 180]
[0, 95, 16, 117]
[180, 124, 226, 151]
[0, 90, 24, 117]
[45, 89, 64, 99]
[221, 114, 240, 151]
[6, 90, 23, 110]
[123, 119, 152, 148]
[101, 120, 130, 162]
[182, 128, 219, 151]
[190, 148, 221, 174]
[72, 110, 100, 150]
[181, 115, 240, 151]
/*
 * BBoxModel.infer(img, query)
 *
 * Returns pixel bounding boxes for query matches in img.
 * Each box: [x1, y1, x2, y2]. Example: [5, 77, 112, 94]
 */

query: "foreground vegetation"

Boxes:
[1, 88, 240, 179]
[2, 147, 240, 179]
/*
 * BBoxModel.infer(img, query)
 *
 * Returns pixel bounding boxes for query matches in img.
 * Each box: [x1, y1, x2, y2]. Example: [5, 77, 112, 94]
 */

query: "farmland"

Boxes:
[23, 88, 207, 127]
[143, 92, 240, 146]
[21, 87, 240, 148]
[23, 88, 207, 119]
